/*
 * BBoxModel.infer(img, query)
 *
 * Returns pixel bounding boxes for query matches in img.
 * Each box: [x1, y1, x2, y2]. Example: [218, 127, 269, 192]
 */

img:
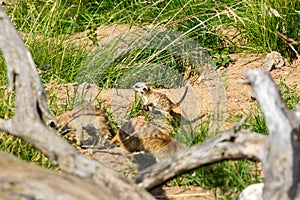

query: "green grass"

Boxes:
[0, 133, 54, 168]
[278, 78, 300, 109]
[239, 0, 300, 59]
[0, 0, 300, 198]
[3, 0, 299, 85]
[2, 0, 91, 84]
[0, 82, 54, 168]
[171, 160, 262, 199]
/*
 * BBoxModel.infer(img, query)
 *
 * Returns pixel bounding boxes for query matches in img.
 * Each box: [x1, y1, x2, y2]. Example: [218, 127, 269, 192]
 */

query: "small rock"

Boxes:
[264, 51, 285, 71]
[238, 183, 264, 200]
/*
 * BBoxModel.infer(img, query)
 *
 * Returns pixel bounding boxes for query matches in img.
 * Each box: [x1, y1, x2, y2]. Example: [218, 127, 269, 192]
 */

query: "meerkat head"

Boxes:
[132, 82, 150, 94]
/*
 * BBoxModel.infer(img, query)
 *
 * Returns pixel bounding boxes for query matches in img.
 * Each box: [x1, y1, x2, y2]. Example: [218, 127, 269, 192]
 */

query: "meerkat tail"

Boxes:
[174, 85, 189, 108]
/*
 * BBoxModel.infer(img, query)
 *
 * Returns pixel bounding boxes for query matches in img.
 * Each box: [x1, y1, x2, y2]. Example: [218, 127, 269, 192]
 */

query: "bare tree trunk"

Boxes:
[0, 6, 153, 200]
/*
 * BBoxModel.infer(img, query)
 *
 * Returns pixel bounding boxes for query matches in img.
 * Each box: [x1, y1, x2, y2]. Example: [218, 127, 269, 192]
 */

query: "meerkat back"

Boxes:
[150, 92, 177, 113]
[116, 117, 186, 159]
[55, 105, 116, 146]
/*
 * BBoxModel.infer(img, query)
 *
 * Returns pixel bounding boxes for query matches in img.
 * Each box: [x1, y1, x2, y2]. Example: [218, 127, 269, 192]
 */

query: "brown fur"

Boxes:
[143, 90, 182, 112]
[54, 105, 116, 146]
[111, 117, 186, 160]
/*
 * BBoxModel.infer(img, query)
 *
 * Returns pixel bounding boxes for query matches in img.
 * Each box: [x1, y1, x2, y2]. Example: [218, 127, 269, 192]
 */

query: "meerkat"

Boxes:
[132, 82, 188, 117]
[111, 117, 186, 160]
[50, 105, 116, 147]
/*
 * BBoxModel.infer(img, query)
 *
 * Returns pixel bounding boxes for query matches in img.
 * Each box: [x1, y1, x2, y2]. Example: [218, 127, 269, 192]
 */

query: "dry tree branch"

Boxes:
[0, 6, 153, 200]
[244, 70, 300, 200]
[0, 151, 115, 199]
[134, 128, 267, 190]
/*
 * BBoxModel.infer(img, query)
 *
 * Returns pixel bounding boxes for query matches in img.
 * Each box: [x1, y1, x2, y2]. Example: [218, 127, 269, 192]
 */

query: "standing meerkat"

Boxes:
[132, 82, 189, 116]
[111, 117, 186, 160]
[50, 105, 116, 147]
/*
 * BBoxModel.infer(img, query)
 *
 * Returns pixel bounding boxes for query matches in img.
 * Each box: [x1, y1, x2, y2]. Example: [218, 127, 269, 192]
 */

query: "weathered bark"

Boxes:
[0, 6, 153, 200]
[0, 151, 117, 199]
[244, 70, 300, 200]
[134, 126, 268, 189]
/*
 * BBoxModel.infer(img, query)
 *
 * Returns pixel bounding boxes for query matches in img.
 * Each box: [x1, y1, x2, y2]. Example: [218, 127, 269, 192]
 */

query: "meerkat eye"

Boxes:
[48, 120, 57, 128]
[142, 87, 148, 93]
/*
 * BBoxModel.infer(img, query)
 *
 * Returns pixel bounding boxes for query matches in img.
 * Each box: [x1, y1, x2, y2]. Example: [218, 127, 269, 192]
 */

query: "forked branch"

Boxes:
[134, 128, 268, 190]
[0, 6, 153, 200]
